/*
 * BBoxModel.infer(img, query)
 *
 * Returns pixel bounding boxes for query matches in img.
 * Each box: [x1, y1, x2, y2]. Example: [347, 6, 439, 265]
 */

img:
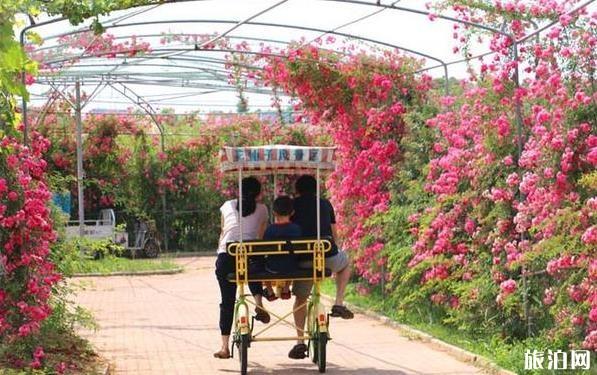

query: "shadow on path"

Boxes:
[217, 361, 470, 375]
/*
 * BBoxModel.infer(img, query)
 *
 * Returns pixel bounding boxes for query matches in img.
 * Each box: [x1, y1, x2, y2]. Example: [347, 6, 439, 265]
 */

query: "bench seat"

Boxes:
[227, 268, 331, 282]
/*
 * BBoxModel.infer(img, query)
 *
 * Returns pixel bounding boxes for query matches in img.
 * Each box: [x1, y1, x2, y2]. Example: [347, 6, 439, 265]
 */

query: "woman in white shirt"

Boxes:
[213, 177, 269, 359]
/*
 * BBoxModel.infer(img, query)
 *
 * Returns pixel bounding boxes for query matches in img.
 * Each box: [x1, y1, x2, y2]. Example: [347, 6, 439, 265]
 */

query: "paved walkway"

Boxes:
[74, 257, 485, 375]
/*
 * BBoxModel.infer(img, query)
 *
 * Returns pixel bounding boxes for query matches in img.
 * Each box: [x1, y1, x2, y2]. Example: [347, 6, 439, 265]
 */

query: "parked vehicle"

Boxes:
[66, 209, 161, 258]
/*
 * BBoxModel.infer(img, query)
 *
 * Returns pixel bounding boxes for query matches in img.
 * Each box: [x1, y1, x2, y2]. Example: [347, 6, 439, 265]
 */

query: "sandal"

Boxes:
[213, 349, 230, 359]
[254, 307, 271, 324]
[263, 288, 278, 302]
[288, 343, 308, 359]
[330, 305, 354, 319]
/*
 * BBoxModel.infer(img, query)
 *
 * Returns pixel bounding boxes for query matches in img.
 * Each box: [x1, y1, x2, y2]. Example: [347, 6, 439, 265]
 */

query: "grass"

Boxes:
[69, 256, 182, 275]
[320, 280, 594, 375]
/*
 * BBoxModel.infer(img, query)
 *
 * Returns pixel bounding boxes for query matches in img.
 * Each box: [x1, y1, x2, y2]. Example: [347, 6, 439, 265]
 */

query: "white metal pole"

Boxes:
[75, 80, 85, 237]
[316, 168, 320, 241]
[273, 173, 277, 196]
[316, 167, 322, 280]
[272, 173, 277, 219]
[238, 167, 243, 244]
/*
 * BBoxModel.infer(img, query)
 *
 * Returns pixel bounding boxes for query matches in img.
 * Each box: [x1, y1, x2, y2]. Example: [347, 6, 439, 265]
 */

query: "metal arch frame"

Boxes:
[33, 61, 278, 97]
[161, 0, 289, 57]
[30, 18, 453, 96]
[33, 33, 298, 57]
[35, 78, 278, 96]
[20, 0, 526, 138]
[22, 0, 596, 72]
[40, 47, 286, 68]
[324, 0, 509, 36]
[35, 18, 453, 69]
[106, 81, 165, 145]
[31, 32, 354, 81]
[40, 61, 233, 82]
[105, 81, 171, 251]
[39, 53, 267, 77]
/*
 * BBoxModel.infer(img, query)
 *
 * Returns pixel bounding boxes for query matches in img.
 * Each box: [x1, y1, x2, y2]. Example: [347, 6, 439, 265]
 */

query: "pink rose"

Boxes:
[543, 288, 555, 305]
[589, 307, 597, 323]
[500, 279, 517, 296]
[581, 226, 597, 245]
[7, 191, 18, 202]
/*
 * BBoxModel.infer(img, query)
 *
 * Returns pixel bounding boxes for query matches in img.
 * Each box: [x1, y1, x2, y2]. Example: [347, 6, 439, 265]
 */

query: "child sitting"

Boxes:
[262, 196, 302, 300]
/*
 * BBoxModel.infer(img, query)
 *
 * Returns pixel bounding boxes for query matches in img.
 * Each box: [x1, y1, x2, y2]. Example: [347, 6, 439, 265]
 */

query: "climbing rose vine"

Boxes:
[0, 132, 60, 367]
[260, 44, 432, 281]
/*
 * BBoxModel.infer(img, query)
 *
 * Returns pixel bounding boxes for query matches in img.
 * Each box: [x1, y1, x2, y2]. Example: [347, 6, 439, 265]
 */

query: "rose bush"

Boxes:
[0, 132, 61, 369]
[31, 106, 330, 250]
[383, 0, 596, 354]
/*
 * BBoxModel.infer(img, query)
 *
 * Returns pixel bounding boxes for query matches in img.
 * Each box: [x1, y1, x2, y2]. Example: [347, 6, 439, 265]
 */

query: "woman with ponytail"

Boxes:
[214, 176, 269, 359]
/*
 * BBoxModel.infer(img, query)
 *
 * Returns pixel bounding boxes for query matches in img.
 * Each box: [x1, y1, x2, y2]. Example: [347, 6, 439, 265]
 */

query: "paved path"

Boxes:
[74, 257, 485, 375]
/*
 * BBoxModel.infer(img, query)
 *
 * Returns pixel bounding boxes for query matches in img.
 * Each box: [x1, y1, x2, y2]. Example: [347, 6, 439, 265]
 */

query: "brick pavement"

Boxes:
[74, 256, 485, 375]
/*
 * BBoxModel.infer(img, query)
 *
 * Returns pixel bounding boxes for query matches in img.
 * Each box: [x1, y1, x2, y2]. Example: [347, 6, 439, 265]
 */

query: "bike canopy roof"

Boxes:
[220, 145, 336, 175]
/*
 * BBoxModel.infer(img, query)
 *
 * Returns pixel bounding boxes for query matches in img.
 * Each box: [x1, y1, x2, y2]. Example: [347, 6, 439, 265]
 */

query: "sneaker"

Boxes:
[288, 343, 308, 359]
[330, 304, 354, 319]
[254, 307, 271, 323]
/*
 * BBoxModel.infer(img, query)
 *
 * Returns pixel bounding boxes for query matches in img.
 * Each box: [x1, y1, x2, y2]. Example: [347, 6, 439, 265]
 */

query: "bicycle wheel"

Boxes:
[310, 335, 319, 364]
[317, 332, 328, 373]
[237, 333, 249, 375]
[307, 303, 318, 364]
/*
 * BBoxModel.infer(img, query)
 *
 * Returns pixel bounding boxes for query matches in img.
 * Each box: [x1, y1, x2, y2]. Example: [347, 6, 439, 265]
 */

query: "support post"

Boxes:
[75, 80, 85, 237]
[238, 167, 243, 243]
[443, 63, 450, 96]
[21, 84, 28, 145]
[380, 257, 385, 300]
[161, 136, 168, 252]
[20, 24, 29, 145]
[272, 173, 278, 219]
[316, 167, 321, 288]
[316, 168, 321, 243]
[512, 41, 531, 338]
[238, 166, 244, 297]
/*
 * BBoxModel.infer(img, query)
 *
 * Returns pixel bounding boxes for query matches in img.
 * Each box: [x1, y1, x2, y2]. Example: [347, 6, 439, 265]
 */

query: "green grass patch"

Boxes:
[70, 256, 181, 275]
[321, 280, 594, 374]
[54, 237, 183, 276]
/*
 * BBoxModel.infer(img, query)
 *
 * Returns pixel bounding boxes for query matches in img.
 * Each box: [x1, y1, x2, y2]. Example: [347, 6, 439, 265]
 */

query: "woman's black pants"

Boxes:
[215, 253, 263, 336]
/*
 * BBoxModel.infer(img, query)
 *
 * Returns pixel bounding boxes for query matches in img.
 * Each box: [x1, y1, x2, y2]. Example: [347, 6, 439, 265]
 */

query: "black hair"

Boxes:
[236, 177, 261, 217]
[273, 196, 293, 216]
[295, 174, 317, 195]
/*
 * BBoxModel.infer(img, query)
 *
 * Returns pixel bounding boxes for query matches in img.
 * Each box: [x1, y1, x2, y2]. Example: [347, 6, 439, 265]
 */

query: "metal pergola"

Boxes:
[19, 0, 595, 261]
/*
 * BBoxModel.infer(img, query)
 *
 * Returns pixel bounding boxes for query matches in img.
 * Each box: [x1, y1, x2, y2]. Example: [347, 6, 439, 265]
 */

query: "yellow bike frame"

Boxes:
[228, 238, 332, 342]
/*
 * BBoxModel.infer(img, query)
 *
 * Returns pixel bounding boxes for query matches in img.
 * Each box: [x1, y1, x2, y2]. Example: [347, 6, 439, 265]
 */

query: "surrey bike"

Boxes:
[220, 145, 336, 374]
